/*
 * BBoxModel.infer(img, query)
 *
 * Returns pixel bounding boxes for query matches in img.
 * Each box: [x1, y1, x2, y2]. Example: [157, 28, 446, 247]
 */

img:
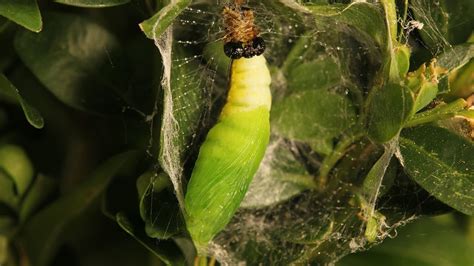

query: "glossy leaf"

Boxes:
[140, 0, 192, 39]
[138, 172, 183, 239]
[0, 170, 17, 210]
[0, 18, 17, 72]
[0, 74, 44, 129]
[400, 126, 474, 215]
[19, 174, 56, 223]
[102, 170, 186, 265]
[0, 0, 42, 32]
[115, 212, 186, 266]
[367, 83, 414, 143]
[0, 109, 6, 129]
[14, 12, 129, 115]
[54, 0, 130, 8]
[339, 215, 474, 266]
[0, 144, 34, 197]
[0, 206, 16, 235]
[19, 151, 141, 266]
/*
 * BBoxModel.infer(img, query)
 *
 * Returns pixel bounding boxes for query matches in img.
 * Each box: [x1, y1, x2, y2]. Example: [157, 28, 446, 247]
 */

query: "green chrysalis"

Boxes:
[185, 54, 271, 252]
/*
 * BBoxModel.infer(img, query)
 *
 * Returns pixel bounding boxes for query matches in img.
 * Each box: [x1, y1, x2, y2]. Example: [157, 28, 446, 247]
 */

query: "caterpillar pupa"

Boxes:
[184, 0, 271, 253]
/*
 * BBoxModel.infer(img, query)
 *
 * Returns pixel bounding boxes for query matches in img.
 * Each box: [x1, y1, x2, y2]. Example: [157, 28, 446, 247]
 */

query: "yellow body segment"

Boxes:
[220, 55, 272, 118]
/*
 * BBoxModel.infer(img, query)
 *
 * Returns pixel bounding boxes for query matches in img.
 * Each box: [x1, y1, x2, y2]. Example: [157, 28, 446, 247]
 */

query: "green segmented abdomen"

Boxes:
[184, 55, 271, 252]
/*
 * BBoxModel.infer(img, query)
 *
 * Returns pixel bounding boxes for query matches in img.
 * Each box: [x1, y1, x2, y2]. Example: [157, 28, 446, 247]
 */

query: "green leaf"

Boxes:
[392, 45, 411, 79]
[380, 0, 397, 45]
[413, 82, 438, 112]
[18, 174, 56, 223]
[443, 0, 474, 44]
[14, 12, 130, 115]
[0, 74, 44, 129]
[0, 0, 42, 32]
[53, 0, 130, 8]
[102, 171, 186, 265]
[281, 34, 315, 74]
[380, 0, 410, 83]
[0, 18, 17, 72]
[241, 138, 315, 209]
[138, 172, 184, 239]
[376, 165, 454, 220]
[0, 206, 16, 235]
[380, 0, 402, 84]
[0, 108, 6, 130]
[0, 235, 12, 265]
[0, 170, 17, 210]
[459, 110, 474, 119]
[287, 58, 341, 93]
[0, 236, 6, 263]
[400, 125, 474, 215]
[339, 215, 474, 266]
[410, 0, 450, 52]
[115, 212, 185, 265]
[272, 89, 356, 153]
[411, 0, 474, 50]
[309, 138, 334, 158]
[139, 0, 192, 39]
[0, 144, 34, 197]
[285, 4, 386, 92]
[448, 59, 473, 98]
[136, 171, 152, 201]
[436, 43, 474, 95]
[437, 43, 474, 75]
[367, 83, 414, 143]
[306, 3, 387, 48]
[18, 151, 142, 266]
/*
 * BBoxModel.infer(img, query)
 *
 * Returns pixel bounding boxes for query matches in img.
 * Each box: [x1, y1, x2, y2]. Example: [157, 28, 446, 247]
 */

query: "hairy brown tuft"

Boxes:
[222, 4, 260, 44]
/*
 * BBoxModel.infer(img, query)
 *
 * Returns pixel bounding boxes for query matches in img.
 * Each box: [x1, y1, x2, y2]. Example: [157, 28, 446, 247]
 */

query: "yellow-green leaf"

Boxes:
[0, 0, 42, 32]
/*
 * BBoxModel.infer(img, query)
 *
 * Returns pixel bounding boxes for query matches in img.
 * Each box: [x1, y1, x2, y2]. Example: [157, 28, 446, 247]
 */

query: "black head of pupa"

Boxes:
[224, 41, 245, 59]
